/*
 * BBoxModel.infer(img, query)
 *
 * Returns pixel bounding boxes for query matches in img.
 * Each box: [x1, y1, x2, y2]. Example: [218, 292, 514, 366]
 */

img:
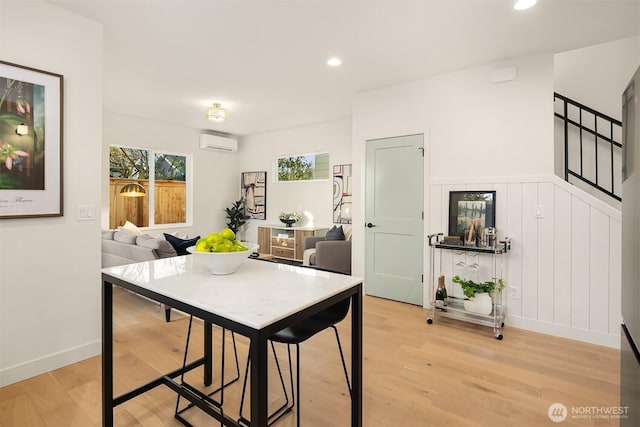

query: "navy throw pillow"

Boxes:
[164, 234, 200, 256]
[325, 225, 345, 241]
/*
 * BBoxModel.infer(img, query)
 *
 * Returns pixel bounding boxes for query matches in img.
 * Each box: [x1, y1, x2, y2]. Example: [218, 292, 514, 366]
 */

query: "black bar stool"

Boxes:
[174, 315, 240, 426]
[238, 298, 352, 426]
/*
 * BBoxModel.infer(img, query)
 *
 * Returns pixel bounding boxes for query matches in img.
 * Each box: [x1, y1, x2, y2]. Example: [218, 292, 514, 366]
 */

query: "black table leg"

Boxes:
[351, 287, 363, 427]
[102, 280, 114, 427]
[249, 332, 269, 426]
[204, 321, 213, 386]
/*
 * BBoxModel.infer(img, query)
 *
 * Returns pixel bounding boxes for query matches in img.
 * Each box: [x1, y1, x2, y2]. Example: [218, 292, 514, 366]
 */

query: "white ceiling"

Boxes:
[50, 0, 639, 137]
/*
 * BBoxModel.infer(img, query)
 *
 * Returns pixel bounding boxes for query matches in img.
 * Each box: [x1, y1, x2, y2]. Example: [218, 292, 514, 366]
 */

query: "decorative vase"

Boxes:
[281, 219, 296, 228]
[463, 292, 492, 315]
[279, 212, 300, 228]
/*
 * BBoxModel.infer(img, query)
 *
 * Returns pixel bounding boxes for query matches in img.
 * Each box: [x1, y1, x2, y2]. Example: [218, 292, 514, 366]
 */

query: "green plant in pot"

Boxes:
[452, 275, 505, 315]
[224, 198, 250, 235]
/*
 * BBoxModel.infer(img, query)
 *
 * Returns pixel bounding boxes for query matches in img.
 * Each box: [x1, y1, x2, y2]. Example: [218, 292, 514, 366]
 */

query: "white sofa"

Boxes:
[101, 230, 178, 267]
[101, 229, 179, 321]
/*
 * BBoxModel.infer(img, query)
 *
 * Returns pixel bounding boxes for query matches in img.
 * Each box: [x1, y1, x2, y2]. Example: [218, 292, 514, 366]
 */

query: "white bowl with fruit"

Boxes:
[187, 228, 259, 275]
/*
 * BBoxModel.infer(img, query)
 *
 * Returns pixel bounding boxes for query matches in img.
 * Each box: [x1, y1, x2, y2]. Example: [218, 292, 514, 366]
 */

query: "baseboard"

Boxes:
[0, 340, 101, 387]
[506, 315, 620, 349]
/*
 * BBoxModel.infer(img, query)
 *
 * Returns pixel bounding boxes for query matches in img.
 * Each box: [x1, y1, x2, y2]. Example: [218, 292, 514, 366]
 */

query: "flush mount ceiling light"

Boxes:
[327, 57, 342, 67]
[514, 0, 536, 10]
[206, 103, 227, 122]
[119, 182, 146, 197]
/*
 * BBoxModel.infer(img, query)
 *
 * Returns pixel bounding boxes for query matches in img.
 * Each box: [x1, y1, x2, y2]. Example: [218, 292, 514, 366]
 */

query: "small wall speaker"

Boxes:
[490, 66, 518, 84]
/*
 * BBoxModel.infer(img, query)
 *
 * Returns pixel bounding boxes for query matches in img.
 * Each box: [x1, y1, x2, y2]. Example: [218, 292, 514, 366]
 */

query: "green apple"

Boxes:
[220, 228, 235, 241]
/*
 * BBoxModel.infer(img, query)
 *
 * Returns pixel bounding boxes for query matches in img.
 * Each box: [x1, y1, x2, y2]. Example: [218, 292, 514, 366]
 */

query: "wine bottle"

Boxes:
[439, 275, 448, 305]
[441, 276, 448, 304]
[435, 275, 447, 309]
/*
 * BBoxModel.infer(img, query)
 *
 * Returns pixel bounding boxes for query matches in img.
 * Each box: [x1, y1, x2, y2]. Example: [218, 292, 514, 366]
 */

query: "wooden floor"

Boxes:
[0, 287, 621, 427]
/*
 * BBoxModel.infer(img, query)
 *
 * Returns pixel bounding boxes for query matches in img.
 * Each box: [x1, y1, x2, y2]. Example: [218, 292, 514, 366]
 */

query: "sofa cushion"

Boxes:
[157, 231, 190, 240]
[113, 230, 138, 245]
[137, 234, 178, 258]
[325, 225, 345, 241]
[164, 233, 200, 256]
[102, 238, 158, 266]
[102, 229, 115, 240]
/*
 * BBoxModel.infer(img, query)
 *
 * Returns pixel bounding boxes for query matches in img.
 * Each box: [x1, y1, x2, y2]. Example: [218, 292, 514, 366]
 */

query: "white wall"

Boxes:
[238, 119, 352, 243]
[102, 112, 239, 238]
[352, 53, 554, 278]
[555, 36, 640, 120]
[354, 54, 554, 181]
[352, 52, 622, 347]
[0, 1, 103, 386]
[553, 36, 640, 194]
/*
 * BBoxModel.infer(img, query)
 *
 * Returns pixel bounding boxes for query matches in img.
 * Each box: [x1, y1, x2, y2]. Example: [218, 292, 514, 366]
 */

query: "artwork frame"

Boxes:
[448, 190, 496, 237]
[241, 171, 266, 220]
[333, 164, 352, 224]
[0, 61, 63, 219]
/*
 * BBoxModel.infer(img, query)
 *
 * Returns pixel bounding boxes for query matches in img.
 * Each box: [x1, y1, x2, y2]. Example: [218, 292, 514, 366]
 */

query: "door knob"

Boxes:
[366, 222, 376, 228]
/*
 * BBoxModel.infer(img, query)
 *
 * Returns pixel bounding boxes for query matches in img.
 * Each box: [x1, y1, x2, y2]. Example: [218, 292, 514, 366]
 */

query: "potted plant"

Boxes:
[451, 275, 504, 315]
[224, 198, 250, 235]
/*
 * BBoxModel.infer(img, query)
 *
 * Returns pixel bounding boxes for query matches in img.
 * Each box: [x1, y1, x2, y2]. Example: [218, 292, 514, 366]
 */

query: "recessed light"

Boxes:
[327, 57, 342, 67]
[514, 0, 536, 10]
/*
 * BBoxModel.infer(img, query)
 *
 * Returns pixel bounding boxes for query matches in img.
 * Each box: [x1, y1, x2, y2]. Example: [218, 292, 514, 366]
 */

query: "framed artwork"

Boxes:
[448, 190, 496, 237]
[241, 171, 266, 220]
[0, 61, 63, 219]
[333, 164, 352, 224]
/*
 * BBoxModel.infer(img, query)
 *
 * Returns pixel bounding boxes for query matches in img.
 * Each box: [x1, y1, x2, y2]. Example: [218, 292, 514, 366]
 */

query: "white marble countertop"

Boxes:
[101, 257, 362, 330]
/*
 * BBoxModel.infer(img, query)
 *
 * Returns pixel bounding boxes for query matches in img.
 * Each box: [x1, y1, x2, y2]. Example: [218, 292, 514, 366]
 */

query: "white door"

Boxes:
[365, 134, 424, 305]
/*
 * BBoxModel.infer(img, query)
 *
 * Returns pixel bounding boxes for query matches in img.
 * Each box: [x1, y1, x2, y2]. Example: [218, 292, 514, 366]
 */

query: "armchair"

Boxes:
[303, 235, 352, 275]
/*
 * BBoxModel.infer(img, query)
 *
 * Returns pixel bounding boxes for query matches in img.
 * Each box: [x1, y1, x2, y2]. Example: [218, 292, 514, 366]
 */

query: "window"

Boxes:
[276, 152, 330, 182]
[109, 146, 191, 229]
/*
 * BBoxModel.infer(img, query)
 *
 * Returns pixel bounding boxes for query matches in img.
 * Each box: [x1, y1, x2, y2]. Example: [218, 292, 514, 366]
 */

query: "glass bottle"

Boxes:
[435, 275, 447, 309]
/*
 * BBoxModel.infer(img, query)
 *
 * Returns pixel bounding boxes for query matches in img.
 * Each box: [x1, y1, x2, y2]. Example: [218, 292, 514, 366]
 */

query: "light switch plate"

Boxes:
[77, 204, 96, 221]
[534, 204, 544, 218]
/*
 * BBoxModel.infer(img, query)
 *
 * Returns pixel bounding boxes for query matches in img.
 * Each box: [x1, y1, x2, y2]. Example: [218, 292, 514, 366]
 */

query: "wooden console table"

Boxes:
[257, 225, 328, 261]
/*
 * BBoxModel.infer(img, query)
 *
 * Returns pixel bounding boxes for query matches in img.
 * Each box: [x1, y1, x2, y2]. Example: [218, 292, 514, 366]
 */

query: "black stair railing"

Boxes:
[554, 92, 622, 202]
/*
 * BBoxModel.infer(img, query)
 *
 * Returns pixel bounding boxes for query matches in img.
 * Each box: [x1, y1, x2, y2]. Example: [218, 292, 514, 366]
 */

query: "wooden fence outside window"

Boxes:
[109, 178, 186, 229]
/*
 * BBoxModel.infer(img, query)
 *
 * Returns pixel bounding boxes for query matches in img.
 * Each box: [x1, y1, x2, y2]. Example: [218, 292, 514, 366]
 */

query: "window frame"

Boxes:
[273, 151, 331, 183]
[109, 144, 193, 229]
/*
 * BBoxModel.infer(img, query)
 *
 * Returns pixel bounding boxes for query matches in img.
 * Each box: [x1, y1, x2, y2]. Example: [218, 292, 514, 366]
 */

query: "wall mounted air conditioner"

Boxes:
[199, 133, 238, 152]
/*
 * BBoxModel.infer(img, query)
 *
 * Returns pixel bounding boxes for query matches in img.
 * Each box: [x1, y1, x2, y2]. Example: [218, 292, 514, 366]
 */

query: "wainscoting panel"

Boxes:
[553, 185, 572, 327]
[609, 219, 622, 335]
[521, 182, 539, 320]
[590, 207, 611, 334]
[427, 175, 621, 347]
[506, 182, 523, 317]
[571, 196, 591, 331]
[537, 181, 555, 324]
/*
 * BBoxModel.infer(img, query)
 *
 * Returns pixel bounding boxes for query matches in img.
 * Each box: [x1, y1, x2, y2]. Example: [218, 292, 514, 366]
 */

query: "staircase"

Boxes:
[554, 92, 622, 203]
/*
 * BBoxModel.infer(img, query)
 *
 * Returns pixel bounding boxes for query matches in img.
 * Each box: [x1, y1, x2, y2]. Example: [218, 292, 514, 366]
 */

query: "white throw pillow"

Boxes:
[121, 220, 143, 236]
[343, 225, 353, 241]
[303, 248, 316, 266]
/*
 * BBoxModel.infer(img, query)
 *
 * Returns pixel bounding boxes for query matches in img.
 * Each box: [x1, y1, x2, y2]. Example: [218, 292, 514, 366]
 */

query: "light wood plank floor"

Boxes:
[0, 287, 621, 426]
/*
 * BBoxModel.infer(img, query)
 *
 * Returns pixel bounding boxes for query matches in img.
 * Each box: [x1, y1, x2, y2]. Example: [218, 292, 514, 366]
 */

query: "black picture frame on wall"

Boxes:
[448, 190, 496, 237]
[0, 61, 64, 219]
